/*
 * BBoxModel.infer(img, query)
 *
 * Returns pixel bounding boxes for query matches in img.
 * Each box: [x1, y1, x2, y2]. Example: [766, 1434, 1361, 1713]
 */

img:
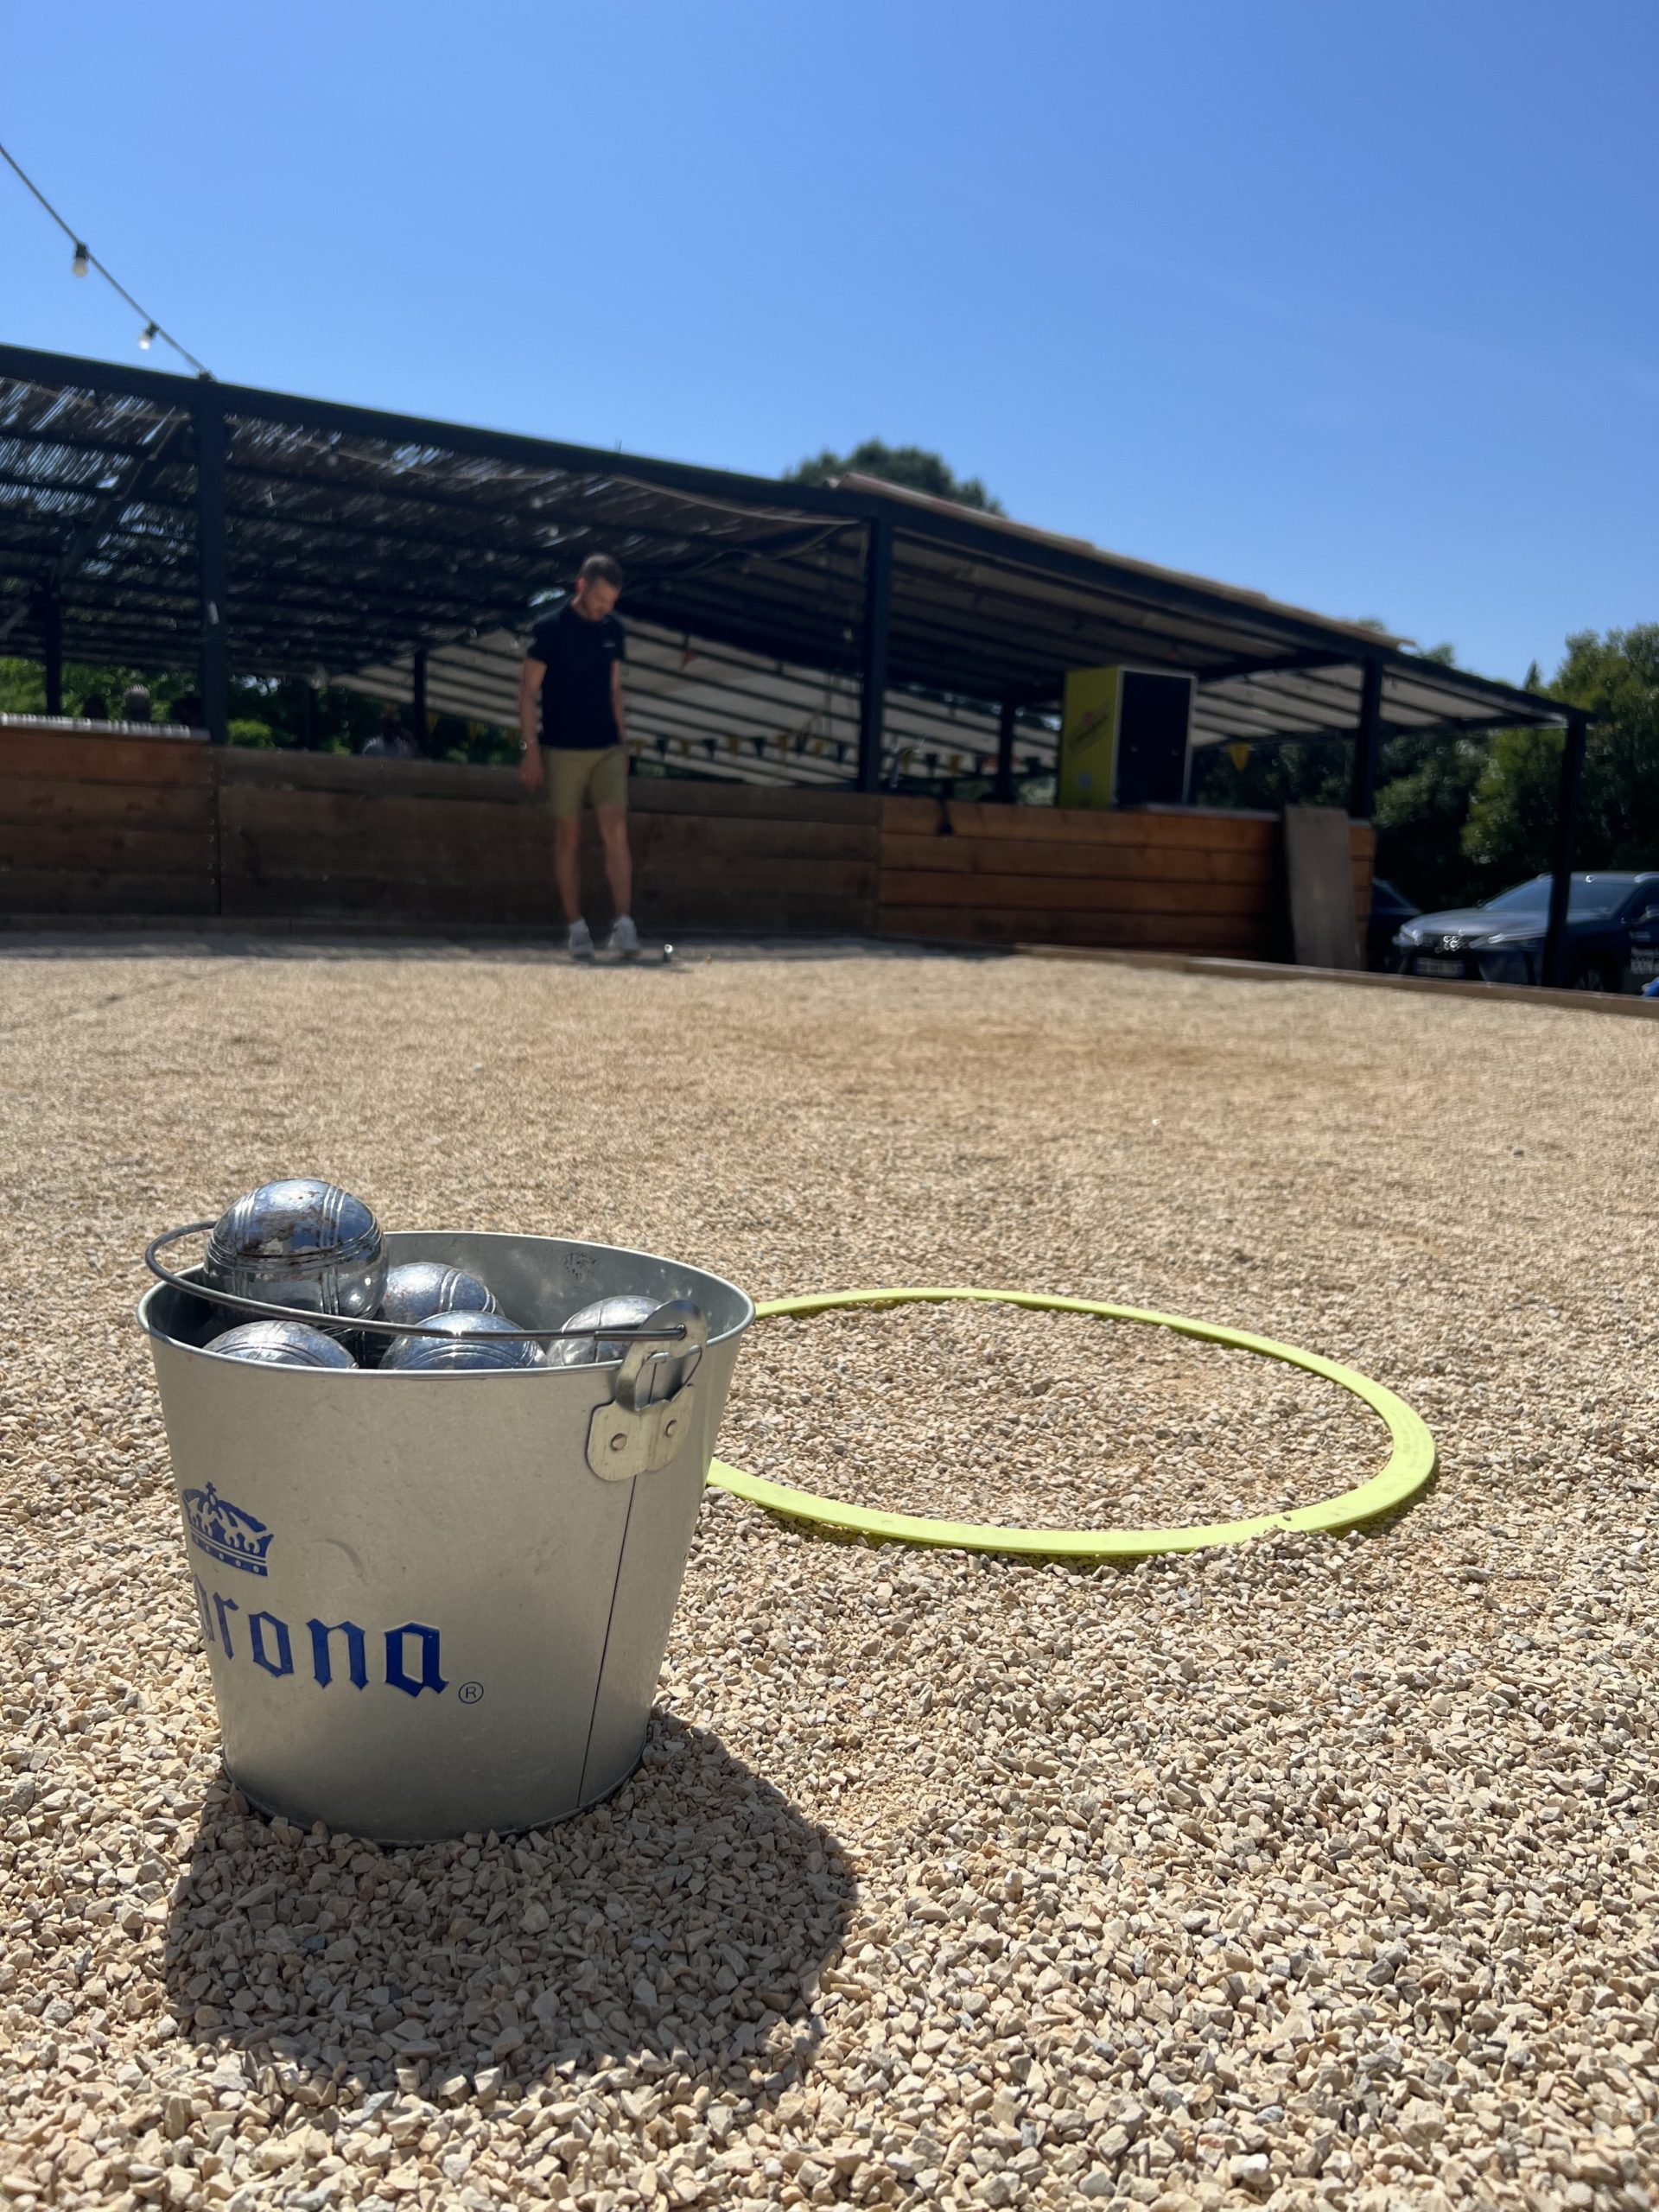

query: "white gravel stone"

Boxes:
[0, 940, 1655, 2212]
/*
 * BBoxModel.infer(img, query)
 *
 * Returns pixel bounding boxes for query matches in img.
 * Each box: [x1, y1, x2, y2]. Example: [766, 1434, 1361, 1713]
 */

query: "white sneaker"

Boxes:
[607, 914, 641, 958]
[567, 918, 594, 959]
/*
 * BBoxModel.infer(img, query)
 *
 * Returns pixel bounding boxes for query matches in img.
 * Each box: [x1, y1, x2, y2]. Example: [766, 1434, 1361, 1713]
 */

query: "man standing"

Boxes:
[518, 551, 639, 957]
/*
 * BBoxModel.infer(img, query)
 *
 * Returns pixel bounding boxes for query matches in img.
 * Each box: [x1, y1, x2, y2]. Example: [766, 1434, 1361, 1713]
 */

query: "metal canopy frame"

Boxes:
[0, 343, 1568, 750]
[0, 345, 1588, 968]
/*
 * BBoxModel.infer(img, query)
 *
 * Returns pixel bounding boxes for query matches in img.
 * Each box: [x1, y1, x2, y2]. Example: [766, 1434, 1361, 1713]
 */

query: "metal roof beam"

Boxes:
[0, 344, 865, 524]
[1197, 647, 1357, 683]
[1193, 711, 1547, 752]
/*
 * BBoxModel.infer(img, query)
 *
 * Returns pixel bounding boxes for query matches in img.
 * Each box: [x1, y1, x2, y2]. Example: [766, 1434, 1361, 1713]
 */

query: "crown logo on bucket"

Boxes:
[183, 1484, 274, 1577]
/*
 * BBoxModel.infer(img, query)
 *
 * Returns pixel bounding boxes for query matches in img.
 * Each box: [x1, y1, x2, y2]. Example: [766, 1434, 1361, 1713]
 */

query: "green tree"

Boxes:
[0, 655, 489, 755]
[1368, 644, 1498, 909]
[0, 654, 163, 718]
[1186, 736, 1352, 813]
[784, 440, 1004, 513]
[1463, 626, 1659, 881]
[1190, 638, 1465, 871]
[1371, 733, 1491, 908]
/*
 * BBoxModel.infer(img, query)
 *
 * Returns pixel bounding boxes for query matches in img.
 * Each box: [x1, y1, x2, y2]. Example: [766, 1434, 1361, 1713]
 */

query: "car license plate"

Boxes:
[1630, 951, 1659, 980]
[1414, 957, 1464, 978]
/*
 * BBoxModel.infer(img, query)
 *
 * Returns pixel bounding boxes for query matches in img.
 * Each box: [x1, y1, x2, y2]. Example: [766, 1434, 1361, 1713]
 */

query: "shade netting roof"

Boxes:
[0, 345, 1567, 759]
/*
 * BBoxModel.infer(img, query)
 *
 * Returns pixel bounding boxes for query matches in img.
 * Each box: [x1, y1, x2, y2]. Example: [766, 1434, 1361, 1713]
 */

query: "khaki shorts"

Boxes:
[540, 745, 628, 820]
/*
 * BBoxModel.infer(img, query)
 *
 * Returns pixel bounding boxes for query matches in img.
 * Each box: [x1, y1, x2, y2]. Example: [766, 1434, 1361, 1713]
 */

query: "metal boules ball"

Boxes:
[544, 1293, 663, 1367]
[381, 1311, 545, 1373]
[378, 1262, 499, 1327]
[364, 1262, 501, 1369]
[209, 1321, 358, 1370]
[204, 1178, 386, 1322]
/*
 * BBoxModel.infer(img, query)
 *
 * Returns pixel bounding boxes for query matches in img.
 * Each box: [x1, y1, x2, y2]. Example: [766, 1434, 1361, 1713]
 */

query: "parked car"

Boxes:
[1391, 872, 1659, 992]
[1367, 877, 1418, 970]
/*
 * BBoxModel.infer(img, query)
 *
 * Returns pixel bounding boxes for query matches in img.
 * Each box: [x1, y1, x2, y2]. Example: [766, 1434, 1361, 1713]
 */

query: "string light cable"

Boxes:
[0, 138, 212, 378]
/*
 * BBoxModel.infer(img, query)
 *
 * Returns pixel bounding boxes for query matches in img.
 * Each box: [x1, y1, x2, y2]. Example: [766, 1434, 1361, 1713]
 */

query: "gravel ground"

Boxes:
[720, 1306, 1382, 1527]
[0, 938, 1655, 2212]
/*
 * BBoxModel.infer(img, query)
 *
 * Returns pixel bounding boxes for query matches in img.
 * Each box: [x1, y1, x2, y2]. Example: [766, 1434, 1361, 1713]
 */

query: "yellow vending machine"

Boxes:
[1058, 665, 1194, 809]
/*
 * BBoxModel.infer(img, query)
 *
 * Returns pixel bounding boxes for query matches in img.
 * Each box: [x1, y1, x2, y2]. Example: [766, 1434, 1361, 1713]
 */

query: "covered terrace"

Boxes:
[0, 344, 1591, 969]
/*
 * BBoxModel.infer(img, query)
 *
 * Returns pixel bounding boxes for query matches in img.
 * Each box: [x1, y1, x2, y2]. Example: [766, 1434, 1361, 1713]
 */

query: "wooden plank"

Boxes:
[878, 831, 1275, 886]
[1349, 821, 1376, 929]
[574, 831, 876, 927]
[0, 779, 217, 833]
[880, 796, 1278, 848]
[639, 855, 874, 899]
[223, 874, 560, 923]
[634, 888, 875, 932]
[216, 747, 522, 804]
[0, 824, 217, 875]
[222, 874, 873, 933]
[219, 789, 547, 886]
[0, 732, 214, 787]
[229, 791, 873, 859]
[878, 870, 1263, 918]
[877, 906, 1272, 952]
[219, 783, 530, 836]
[226, 823, 874, 906]
[218, 750, 885, 824]
[633, 813, 878, 863]
[0, 867, 217, 916]
[220, 786, 879, 891]
[632, 780, 882, 826]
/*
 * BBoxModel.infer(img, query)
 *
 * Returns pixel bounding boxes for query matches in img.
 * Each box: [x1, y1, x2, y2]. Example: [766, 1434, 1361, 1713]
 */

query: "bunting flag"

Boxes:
[1227, 743, 1252, 772]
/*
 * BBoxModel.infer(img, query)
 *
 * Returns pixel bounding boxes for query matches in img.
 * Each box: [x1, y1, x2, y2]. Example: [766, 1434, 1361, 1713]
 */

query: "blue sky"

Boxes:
[3, 1, 1655, 684]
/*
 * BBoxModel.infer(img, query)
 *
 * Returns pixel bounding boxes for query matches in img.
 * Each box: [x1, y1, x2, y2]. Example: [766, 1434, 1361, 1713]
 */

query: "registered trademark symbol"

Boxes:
[458, 1681, 484, 1705]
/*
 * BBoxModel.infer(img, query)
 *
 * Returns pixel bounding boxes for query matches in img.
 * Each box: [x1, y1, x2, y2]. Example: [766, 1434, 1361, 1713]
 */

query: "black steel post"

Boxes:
[993, 698, 1018, 804]
[1348, 654, 1384, 818]
[303, 681, 321, 752]
[1541, 712, 1589, 988]
[856, 518, 894, 793]
[39, 584, 63, 716]
[410, 647, 429, 753]
[194, 390, 229, 744]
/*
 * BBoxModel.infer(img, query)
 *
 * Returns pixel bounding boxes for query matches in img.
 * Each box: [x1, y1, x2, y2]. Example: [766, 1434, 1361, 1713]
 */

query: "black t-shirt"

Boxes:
[528, 605, 626, 750]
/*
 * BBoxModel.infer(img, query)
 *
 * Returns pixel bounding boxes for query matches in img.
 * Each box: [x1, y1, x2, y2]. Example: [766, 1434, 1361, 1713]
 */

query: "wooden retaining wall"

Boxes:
[0, 724, 217, 916]
[881, 797, 1374, 959]
[216, 750, 881, 934]
[0, 723, 1373, 957]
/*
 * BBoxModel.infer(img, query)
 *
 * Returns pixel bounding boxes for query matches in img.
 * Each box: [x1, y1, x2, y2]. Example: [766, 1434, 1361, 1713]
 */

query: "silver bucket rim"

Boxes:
[139, 1226, 755, 1366]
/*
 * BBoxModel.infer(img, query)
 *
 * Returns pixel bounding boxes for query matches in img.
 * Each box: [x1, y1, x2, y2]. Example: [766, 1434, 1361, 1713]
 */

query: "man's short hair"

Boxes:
[578, 552, 624, 589]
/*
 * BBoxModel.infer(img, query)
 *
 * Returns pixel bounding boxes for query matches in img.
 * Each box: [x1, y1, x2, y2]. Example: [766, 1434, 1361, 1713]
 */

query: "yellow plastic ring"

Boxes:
[707, 1288, 1436, 1560]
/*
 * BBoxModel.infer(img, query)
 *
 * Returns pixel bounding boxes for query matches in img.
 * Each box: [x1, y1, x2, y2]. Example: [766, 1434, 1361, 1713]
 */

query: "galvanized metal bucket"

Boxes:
[138, 1231, 753, 1842]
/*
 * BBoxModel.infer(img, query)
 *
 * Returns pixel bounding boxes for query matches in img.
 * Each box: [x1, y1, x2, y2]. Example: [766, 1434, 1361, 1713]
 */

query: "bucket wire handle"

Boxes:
[587, 1300, 709, 1481]
[614, 1299, 708, 1409]
[143, 1222, 694, 1347]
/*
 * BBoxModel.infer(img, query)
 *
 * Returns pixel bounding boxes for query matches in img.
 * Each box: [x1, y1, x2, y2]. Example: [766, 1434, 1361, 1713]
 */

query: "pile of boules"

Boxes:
[197, 1176, 658, 1372]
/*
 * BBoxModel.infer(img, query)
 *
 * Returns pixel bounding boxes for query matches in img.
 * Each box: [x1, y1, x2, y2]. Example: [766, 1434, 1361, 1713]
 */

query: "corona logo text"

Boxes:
[192, 1578, 449, 1698]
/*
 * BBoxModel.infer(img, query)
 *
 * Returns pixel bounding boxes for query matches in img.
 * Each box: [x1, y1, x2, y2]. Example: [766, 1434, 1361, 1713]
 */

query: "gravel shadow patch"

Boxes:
[160, 1714, 855, 2107]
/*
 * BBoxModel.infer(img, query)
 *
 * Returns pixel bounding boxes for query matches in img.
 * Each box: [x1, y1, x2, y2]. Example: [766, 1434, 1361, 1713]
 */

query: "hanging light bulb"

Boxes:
[138, 322, 157, 351]
[72, 242, 90, 279]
